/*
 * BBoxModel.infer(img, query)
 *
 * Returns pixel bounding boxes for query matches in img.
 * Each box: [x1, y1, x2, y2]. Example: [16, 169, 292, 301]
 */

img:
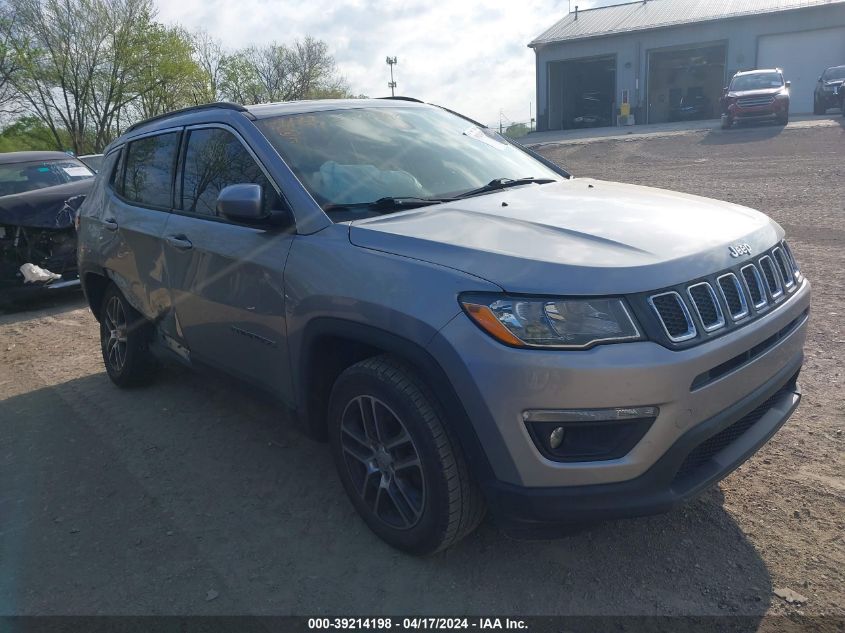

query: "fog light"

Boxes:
[549, 426, 565, 449]
[524, 406, 659, 462]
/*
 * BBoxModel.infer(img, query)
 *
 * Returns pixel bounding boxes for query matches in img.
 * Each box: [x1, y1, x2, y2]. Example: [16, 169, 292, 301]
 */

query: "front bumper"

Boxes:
[487, 365, 800, 529]
[728, 100, 788, 120]
[429, 278, 809, 523]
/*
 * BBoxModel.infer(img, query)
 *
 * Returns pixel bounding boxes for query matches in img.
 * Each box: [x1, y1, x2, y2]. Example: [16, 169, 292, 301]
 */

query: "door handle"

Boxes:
[165, 234, 193, 251]
[103, 218, 118, 231]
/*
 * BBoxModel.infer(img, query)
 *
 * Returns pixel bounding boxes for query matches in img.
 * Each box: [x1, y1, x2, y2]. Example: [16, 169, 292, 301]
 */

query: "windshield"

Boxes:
[255, 106, 561, 215]
[0, 158, 94, 196]
[730, 72, 784, 91]
[823, 66, 845, 81]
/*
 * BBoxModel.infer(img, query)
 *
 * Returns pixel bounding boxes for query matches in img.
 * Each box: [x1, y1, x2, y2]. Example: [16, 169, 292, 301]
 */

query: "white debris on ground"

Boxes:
[20, 263, 61, 284]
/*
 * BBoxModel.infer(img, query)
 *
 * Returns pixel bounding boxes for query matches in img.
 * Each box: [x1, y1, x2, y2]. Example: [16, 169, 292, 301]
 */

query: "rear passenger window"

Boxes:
[181, 127, 281, 217]
[102, 150, 122, 191]
[122, 132, 180, 208]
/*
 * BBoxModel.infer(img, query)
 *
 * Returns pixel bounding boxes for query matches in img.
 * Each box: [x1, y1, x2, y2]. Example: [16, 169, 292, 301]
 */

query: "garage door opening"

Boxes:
[547, 55, 616, 131]
[647, 44, 727, 124]
[758, 27, 845, 113]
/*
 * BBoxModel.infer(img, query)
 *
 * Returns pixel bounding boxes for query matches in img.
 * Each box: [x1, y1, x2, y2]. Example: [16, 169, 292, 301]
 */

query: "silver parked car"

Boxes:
[77, 99, 809, 554]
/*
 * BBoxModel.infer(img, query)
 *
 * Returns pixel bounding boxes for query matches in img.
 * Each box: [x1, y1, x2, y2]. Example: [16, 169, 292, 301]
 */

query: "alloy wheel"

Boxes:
[103, 295, 128, 373]
[339, 395, 426, 530]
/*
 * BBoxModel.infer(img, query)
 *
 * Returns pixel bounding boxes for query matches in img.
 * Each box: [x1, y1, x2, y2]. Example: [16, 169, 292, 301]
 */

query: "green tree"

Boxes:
[0, 115, 69, 151]
[504, 122, 530, 139]
[133, 24, 203, 119]
[220, 36, 348, 105]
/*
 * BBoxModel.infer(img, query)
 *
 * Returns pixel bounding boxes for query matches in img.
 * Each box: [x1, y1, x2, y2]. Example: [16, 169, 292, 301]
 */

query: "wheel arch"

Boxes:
[297, 317, 496, 486]
[81, 270, 111, 321]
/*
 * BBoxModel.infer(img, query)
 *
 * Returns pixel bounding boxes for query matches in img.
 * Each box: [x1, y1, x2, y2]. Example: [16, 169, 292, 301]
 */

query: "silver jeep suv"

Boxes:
[77, 99, 809, 554]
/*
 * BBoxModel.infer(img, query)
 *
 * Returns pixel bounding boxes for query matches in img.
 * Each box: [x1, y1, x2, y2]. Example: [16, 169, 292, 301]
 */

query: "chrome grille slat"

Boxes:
[717, 273, 749, 320]
[687, 282, 725, 332]
[741, 264, 768, 310]
[648, 291, 696, 342]
[772, 247, 795, 290]
[781, 241, 800, 278]
[759, 255, 784, 300]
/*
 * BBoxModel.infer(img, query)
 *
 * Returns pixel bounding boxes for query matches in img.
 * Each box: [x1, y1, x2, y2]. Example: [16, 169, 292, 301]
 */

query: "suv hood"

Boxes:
[348, 179, 782, 295]
[726, 87, 785, 99]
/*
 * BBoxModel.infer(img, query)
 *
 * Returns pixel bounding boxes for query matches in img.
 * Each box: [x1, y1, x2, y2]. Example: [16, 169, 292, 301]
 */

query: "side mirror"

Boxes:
[217, 184, 266, 222]
[785, 81, 791, 88]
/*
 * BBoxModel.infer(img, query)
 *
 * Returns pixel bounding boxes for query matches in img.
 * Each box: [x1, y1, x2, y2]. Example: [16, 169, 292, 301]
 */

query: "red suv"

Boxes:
[721, 69, 790, 129]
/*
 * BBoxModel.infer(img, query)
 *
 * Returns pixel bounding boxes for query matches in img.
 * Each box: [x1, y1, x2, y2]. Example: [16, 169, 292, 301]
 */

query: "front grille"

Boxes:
[717, 273, 748, 320]
[649, 292, 696, 341]
[687, 282, 724, 331]
[737, 95, 775, 108]
[673, 376, 797, 483]
[647, 242, 801, 347]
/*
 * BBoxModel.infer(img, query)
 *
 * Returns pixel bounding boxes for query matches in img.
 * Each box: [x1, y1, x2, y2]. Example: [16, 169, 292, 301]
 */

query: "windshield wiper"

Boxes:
[456, 177, 556, 199]
[323, 196, 455, 213]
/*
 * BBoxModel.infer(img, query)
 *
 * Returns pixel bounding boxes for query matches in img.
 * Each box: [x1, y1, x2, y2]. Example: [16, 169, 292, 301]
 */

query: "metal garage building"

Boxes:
[529, 0, 845, 131]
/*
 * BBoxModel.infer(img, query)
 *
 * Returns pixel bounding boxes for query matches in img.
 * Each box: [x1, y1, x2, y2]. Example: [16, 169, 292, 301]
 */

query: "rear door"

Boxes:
[100, 130, 181, 320]
[161, 124, 295, 399]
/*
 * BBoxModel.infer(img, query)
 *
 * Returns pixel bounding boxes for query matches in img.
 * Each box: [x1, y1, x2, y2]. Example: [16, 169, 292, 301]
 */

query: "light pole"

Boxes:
[386, 56, 398, 97]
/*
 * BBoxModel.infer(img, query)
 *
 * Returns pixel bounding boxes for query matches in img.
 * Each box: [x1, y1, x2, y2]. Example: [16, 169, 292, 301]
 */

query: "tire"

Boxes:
[777, 111, 789, 126]
[720, 115, 733, 130]
[328, 355, 485, 555]
[99, 284, 157, 387]
[813, 98, 824, 115]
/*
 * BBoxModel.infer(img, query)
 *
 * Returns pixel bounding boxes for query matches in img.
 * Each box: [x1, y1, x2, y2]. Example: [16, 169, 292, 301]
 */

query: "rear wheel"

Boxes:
[328, 355, 485, 555]
[99, 284, 157, 387]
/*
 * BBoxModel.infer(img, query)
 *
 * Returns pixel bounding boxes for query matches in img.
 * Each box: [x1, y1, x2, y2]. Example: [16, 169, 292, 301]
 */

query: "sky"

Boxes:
[156, 0, 629, 127]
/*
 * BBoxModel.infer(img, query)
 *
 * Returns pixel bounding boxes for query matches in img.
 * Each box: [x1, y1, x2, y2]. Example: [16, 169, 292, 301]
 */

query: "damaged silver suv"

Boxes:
[77, 99, 809, 554]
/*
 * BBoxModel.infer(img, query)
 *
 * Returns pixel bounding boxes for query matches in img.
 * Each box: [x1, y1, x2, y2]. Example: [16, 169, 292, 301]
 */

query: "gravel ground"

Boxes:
[1, 118, 843, 624]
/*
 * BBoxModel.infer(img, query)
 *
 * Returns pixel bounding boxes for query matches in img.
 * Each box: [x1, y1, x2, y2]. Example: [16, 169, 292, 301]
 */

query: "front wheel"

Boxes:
[328, 356, 485, 555]
[99, 284, 157, 387]
[813, 98, 824, 115]
[777, 111, 789, 126]
[720, 114, 733, 130]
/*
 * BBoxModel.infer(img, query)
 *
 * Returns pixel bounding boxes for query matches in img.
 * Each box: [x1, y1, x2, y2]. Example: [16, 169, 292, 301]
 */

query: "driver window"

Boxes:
[181, 127, 281, 217]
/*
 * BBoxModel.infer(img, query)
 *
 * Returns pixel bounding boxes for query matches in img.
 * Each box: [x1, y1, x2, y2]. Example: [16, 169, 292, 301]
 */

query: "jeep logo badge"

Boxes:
[729, 243, 752, 258]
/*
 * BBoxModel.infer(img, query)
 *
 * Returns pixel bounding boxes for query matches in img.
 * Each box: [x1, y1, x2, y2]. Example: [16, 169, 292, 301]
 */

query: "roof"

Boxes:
[530, 0, 845, 47]
[734, 68, 783, 75]
[245, 97, 429, 119]
[0, 151, 76, 164]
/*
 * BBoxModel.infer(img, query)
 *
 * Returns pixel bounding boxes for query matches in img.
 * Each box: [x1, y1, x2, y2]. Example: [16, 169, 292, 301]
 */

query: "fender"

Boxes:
[297, 317, 497, 487]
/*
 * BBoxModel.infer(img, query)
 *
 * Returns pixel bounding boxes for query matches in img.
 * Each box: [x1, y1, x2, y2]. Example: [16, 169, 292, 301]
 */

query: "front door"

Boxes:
[161, 125, 295, 399]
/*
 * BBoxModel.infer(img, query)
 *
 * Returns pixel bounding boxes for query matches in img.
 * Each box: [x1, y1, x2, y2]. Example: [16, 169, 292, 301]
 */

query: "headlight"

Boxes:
[775, 91, 790, 100]
[459, 294, 643, 349]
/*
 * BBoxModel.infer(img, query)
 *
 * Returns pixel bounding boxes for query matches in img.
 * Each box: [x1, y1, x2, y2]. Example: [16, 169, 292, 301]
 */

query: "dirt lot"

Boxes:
[1, 119, 843, 623]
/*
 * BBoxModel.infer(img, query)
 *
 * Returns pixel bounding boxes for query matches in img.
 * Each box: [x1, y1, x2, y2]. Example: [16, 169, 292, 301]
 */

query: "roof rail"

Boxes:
[377, 96, 424, 103]
[125, 102, 251, 133]
[375, 96, 485, 127]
